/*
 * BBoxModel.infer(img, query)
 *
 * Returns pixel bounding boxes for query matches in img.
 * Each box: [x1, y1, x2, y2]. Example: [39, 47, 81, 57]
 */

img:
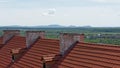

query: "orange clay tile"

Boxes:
[0, 36, 26, 68]
[0, 35, 120, 68]
[53, 42, 120, 68]
[0, 37, 3, 44]
[11, 39, 59, 68]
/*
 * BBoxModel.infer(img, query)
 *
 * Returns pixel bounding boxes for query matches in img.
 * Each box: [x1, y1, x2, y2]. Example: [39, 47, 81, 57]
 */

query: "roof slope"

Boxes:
[0, 37, 3, 44]
[11, 39, 59, 68]
[0, 36, 26, 68]
[53, 42, 120, 68]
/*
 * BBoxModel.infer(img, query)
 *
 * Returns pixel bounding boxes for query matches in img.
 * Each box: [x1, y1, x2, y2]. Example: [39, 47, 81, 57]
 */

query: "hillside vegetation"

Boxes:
[0, 27, 120, 45]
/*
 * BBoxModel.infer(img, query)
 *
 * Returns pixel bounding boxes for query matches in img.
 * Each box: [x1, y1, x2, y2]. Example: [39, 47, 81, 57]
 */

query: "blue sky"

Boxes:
[0, 0, 120, 27]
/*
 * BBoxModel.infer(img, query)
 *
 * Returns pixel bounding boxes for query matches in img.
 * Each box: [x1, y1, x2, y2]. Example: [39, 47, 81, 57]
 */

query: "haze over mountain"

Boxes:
[0, 24, 92, 28]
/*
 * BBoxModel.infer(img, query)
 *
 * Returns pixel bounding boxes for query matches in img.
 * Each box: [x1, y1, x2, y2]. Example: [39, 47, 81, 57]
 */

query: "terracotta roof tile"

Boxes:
[53, 42, 120, 68]
[0, 36, 26, 68]
[0, 35, 120, 68]
[0, 37, 3, 48]
[0, 37, 3, 44]
[11, 39, 59, 68]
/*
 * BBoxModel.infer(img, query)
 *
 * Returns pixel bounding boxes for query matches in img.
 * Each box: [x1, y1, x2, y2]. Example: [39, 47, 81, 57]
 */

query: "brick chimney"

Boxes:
[59, 33, 84, 55]
[26, 31, 45, 48]
[3, 30, 20, 44]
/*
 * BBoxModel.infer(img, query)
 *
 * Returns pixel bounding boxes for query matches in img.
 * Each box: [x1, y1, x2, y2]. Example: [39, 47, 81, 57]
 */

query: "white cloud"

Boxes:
[41, 8, 56, 16]
[48, 8, 56, 14]
[0, 6, 120, 27]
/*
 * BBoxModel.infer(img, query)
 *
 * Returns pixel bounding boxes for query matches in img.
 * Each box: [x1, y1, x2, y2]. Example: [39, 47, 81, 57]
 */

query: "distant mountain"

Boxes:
[68, 25, 77, 28]
[81, 26, 92, 28]
[45, 24, 65, 28]
[0, 24, 92, 29]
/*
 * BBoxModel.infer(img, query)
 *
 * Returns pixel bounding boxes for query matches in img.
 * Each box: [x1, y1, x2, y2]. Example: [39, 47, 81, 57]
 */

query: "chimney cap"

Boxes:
[10, 48, 22, 54]
[41, 54, 57, 62]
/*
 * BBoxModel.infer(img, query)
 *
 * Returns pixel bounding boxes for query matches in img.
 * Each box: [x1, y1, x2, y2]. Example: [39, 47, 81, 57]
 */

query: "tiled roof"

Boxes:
[53, 42, 120, 68]
[11, 39, 59, 68]
[0, 37, 3, 44]
[0, 31, 120, 68]
[0, 36, 26, 68]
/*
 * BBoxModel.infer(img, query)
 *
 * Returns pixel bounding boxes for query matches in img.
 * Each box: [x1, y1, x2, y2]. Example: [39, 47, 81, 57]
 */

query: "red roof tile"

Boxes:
[11, 39, 59, 68]
[0, 37, 3, 44]
[0, 34, 120, 68]
[53, 42, 120, 68]
[0, 36, 26, 68]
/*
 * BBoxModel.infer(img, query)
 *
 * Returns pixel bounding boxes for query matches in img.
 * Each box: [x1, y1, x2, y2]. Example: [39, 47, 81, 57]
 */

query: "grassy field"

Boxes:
[0, 27, 120, 45]
[85, 38, 120, 45]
